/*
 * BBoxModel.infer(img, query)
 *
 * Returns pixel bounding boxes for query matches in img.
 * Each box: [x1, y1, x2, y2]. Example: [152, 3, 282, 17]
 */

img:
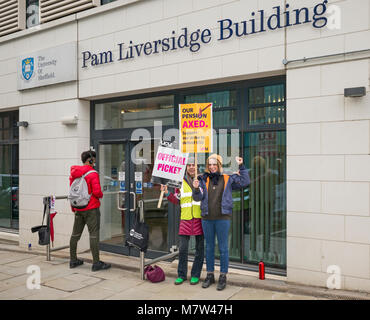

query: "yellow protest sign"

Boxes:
[179, 103, 213, 153]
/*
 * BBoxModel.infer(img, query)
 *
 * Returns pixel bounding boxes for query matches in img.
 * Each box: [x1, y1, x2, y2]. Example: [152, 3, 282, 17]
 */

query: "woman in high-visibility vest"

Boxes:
[161, 157, 204, 285]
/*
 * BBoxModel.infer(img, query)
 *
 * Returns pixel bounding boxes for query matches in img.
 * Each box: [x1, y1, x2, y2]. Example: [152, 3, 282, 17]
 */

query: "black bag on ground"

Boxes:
[125, 209, 149, 252]
[31, 202, 50, 246]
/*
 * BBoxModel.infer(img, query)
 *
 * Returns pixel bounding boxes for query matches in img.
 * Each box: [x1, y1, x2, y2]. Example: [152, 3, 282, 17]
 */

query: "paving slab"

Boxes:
[62, 284, 116, 300]
[0, 274, 30, 293]
[188, 285, 243, 301]
[0, 265, 29, 277]
[230, 287, 324, 300]
[3, 256, 47, 268]
[89, 268, 136, 280]
[106, 286, 157, 300]
[136, 280, 175, 295]
[152, 282, 208, 300]
[22, 285, 71, 300]
[0, 272, 14, 281]
[0, 252, 38, 265]
[43, 277, 94, 292]
[63, 273, 102, 286]
[0, 285, 37, 300]
[95, 277, 143, 293]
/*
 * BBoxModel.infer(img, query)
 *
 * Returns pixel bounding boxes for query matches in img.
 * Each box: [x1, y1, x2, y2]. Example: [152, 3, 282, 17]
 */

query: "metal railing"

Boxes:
[43, 196, 70, 261]
[42, 193, 178, 279]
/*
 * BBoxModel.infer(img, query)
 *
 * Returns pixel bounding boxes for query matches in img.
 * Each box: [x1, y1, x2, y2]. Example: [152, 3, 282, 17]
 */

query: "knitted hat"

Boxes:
[205, 154, 223, 173]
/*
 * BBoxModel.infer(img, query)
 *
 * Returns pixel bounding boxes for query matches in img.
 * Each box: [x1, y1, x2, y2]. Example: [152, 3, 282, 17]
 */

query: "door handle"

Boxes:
[117, 191, 127, 210]
[130, 192, 136, 212]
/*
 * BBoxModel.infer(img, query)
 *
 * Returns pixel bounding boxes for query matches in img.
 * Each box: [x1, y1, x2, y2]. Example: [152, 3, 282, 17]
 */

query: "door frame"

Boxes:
[95, 138, 178, 260]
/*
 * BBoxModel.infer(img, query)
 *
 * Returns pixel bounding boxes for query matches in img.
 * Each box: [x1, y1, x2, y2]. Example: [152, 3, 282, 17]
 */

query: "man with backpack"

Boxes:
[69, 150, 111, 272]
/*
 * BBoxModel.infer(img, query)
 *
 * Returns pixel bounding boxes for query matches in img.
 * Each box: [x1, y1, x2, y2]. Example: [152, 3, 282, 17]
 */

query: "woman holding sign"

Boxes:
[192, 154, 250, 291]
[161, 157, 204, 286]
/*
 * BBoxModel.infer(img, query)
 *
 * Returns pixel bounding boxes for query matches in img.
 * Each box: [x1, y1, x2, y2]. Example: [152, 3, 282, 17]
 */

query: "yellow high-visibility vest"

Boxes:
[180, 180, 201, 220]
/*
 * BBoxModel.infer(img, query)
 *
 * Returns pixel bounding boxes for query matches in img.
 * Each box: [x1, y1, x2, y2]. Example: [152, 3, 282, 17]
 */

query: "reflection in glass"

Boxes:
[99, 144, 126, 245]
[243, 131, 286, 269]
[249, 106, 285, 126]
[185, 90, 237, 109]
[249, 84, 285, 105]
[0, 145, 11, 228]
[133, 140, 168, 252]
[0, 111, 19, 229]
[185, 90, 238, 127]
[95, 95, 174, 130]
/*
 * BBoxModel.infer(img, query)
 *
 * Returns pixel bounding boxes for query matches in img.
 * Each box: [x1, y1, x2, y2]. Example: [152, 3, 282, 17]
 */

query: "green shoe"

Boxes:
[174, 277, 185, 285]
[190, 277, 199, 285]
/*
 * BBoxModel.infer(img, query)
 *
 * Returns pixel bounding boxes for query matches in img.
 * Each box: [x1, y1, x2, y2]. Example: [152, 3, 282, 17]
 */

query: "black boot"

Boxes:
[217, 274, 227, 291]
[92, 261, 111, 272]
[202, 273, 215, 288]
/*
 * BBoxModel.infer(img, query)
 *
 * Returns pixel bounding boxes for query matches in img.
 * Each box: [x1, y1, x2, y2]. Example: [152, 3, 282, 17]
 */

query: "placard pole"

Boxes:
[157, 190, 165, 208]
[195, 152, 198, 179]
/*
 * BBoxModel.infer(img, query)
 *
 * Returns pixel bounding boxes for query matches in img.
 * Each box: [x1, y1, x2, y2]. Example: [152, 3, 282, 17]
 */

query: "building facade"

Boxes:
[0, 0, 369, 293]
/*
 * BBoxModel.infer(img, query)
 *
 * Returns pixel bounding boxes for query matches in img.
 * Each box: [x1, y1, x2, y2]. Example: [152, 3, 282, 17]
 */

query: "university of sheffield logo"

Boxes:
[22, 57, 34, 80]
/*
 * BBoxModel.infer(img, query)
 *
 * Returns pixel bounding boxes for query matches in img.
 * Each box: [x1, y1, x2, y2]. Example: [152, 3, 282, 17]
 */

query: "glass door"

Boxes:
[98, 139, 170, 258]
[99, 142, 130, 254]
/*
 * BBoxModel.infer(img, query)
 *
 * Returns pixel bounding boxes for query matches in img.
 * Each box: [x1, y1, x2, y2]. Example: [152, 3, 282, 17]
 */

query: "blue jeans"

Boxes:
[202, 219, 230, 274]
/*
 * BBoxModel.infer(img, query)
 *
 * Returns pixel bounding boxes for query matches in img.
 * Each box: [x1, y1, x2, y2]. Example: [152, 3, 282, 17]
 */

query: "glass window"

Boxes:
[101, 0, 117, 4]
[243, 131, 286, 269]
[95, 95, 174, 130]
[0, 145, 11, 228]
[0, 115, 10, 141]
[249, 106, 285, 126]
[0, 111, 19, 230]
[26, 0, 40, 29]
[248, 84, 285, 126]
[184, 90, 238, 128]
[249, 84, 285, 105]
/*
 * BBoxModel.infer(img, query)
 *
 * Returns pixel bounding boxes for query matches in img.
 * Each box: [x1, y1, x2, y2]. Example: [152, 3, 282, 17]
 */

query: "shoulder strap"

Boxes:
[82, 170, 98, 179]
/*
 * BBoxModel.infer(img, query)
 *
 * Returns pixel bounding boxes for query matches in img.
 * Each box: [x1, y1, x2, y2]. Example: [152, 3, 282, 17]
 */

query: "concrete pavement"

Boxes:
[0, 241, 369, 301]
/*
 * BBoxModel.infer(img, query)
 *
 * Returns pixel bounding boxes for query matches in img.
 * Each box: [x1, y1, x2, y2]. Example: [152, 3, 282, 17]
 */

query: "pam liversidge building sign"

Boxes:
[82, 1, 330, 68]
[17, 42, 77, 90]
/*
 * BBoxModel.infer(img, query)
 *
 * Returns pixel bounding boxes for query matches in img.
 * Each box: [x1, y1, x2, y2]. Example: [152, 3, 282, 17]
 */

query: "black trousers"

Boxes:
[178, 234, 204, 279]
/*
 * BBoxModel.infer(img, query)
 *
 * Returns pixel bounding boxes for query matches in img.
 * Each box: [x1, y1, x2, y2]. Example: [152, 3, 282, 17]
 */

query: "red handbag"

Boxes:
[144, 265, 165, 283]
